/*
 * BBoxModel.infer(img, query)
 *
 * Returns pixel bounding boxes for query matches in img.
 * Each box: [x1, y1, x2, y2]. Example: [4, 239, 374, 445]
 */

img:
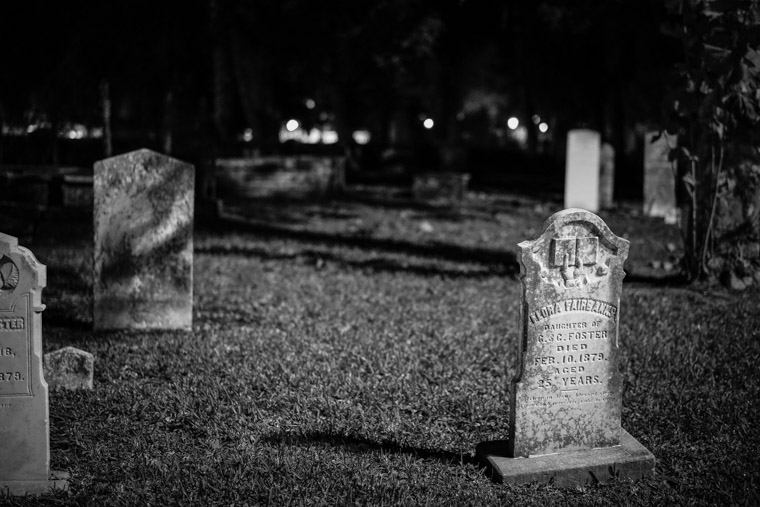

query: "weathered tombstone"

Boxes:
[412, 172, 471, 206]
[94, 149, 194, 330]
[43, 347, 94, 391]
[564, 130, 601, 212]
[599, 143, 615, 209]
[477, 209, 655, 486]
[643, 131, 678, 224]
[0, 232, 69, 495]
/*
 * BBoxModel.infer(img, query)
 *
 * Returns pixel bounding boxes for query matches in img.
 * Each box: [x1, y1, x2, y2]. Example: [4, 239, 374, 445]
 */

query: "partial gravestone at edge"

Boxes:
[476, 209, 655, 487]
[0, 232, 69, 496]
[93, 148, 194, 330]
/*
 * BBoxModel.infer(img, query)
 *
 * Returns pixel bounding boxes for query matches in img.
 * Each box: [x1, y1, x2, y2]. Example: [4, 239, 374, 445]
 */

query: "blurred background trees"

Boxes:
[0, 0, 757, 282]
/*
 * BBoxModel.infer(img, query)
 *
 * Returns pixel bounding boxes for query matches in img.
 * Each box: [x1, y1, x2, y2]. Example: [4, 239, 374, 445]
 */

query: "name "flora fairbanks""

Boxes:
[529, 298, 617, 324]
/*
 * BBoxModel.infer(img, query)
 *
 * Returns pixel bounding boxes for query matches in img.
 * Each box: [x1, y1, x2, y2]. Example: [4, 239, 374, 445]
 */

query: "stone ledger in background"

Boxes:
[599, 143, 615, 209]
[477, 209, 655, 486]
[94, 149, 194, 330]
[0, 232, 69, 495]
[643, 132, 678, 224]
[564, 130, 601, 212]
[44, 346, 94, 390]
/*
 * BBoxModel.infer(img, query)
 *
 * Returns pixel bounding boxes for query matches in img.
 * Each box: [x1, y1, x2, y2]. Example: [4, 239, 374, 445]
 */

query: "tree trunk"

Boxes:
[100, 81, 113, 158]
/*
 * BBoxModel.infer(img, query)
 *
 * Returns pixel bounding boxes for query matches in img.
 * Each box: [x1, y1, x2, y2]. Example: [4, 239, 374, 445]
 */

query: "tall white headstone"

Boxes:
[564, 130, 601, 212]
[643, 132, 677, 223]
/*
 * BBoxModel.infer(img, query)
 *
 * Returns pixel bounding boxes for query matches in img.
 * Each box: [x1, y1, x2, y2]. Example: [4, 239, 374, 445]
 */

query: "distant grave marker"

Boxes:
[0, 232, 68, 495]
[477, 209, 655, 486]
[564, 130, 601, 212]
[44, 346, 94, 391]
[643, 132, 678, 224]
[94, 149, 194, 330]
[412, 172, 470, 206]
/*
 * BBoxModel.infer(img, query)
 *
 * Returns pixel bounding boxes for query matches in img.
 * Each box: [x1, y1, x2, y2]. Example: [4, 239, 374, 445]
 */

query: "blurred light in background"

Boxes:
[532, 115, 541, 125]
[63, 123, 87, 139]
[305, 98, 316, 110]
[242, 128, 254, 142]
[538, 122, 549, 133]
[322, 130, 338, 144]
[352, 130, 371, 145]
[307, 128, 321, 143]
[512, 125, 528, 144]
[507, 117, 519, 130]
[423, 118, 434, 129]
[286, 119, 300, 132]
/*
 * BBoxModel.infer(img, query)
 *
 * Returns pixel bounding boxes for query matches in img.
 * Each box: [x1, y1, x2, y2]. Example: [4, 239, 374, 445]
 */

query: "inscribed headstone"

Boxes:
[44, 347, 94, 390]
[643, 132, 677, 223]
[0, 232, 68, 495]
[599, 143, 615, 209]
[476, 209, 655, 486]
[564, 130, 601, 212]
[94, 149, 194, 330]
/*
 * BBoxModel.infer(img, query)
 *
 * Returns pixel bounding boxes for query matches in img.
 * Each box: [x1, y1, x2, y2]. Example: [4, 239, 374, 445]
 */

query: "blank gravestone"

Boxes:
[565, 130, 601, 212]
[44, 346, 94, 390]
[643, 132, 678, 224]
[0, 232, 68, 495]
[94, 149, 194, 330]
[477, 209, 655, 486]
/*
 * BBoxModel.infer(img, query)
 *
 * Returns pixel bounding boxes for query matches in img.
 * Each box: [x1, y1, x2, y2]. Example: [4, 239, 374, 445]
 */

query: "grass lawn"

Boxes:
[3, 188, 759, 506]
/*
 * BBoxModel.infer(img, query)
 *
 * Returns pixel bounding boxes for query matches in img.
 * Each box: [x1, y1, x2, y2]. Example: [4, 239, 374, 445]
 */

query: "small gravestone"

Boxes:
[564, 130, 601, 212]
[599, 143, 615, 209]
[44, 347, 94, 390]
[643, 132, 678, 224]
[0, 232, 69, 495]
[412, 172, 470, 206]
[94, 149, 194, 330]
[477, 209, 654, 486]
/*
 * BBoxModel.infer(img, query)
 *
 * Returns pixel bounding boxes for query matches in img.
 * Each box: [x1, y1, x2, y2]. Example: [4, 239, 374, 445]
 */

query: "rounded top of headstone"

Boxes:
[95, 148, 190, 168]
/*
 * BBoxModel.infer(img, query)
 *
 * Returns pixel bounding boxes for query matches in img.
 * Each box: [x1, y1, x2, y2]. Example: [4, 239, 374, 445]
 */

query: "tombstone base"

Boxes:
[0, 471, 70, 496]
[476, 430, 654, 487]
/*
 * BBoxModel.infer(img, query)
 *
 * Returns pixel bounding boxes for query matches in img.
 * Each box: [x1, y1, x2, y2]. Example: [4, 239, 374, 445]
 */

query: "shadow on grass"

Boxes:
[263, 430, 480, 468]
[207, 211, 520, 278]
[197, 243, 513, 279]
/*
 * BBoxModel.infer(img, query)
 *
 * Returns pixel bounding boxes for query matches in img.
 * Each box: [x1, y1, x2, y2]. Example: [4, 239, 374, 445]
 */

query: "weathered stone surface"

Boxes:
[412, 172, 470, 205]
[510, 209, 630, 457]
[93, 149, 194, 330]
[43, 346, 94, 390]
[476, 209, 654, 487]
[215, 156, 344, 200]
[599, 143, 615, 209]
[564, 130, 601, 212]
[0, 232, 68, 495]
[643, 131, 678, 223]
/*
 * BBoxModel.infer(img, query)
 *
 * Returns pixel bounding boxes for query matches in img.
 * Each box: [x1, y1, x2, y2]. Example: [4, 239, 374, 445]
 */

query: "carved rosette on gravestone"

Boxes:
[477, 209, 655, 487]
[0, 232, 68, 495]
[94, 149, 194, 330]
